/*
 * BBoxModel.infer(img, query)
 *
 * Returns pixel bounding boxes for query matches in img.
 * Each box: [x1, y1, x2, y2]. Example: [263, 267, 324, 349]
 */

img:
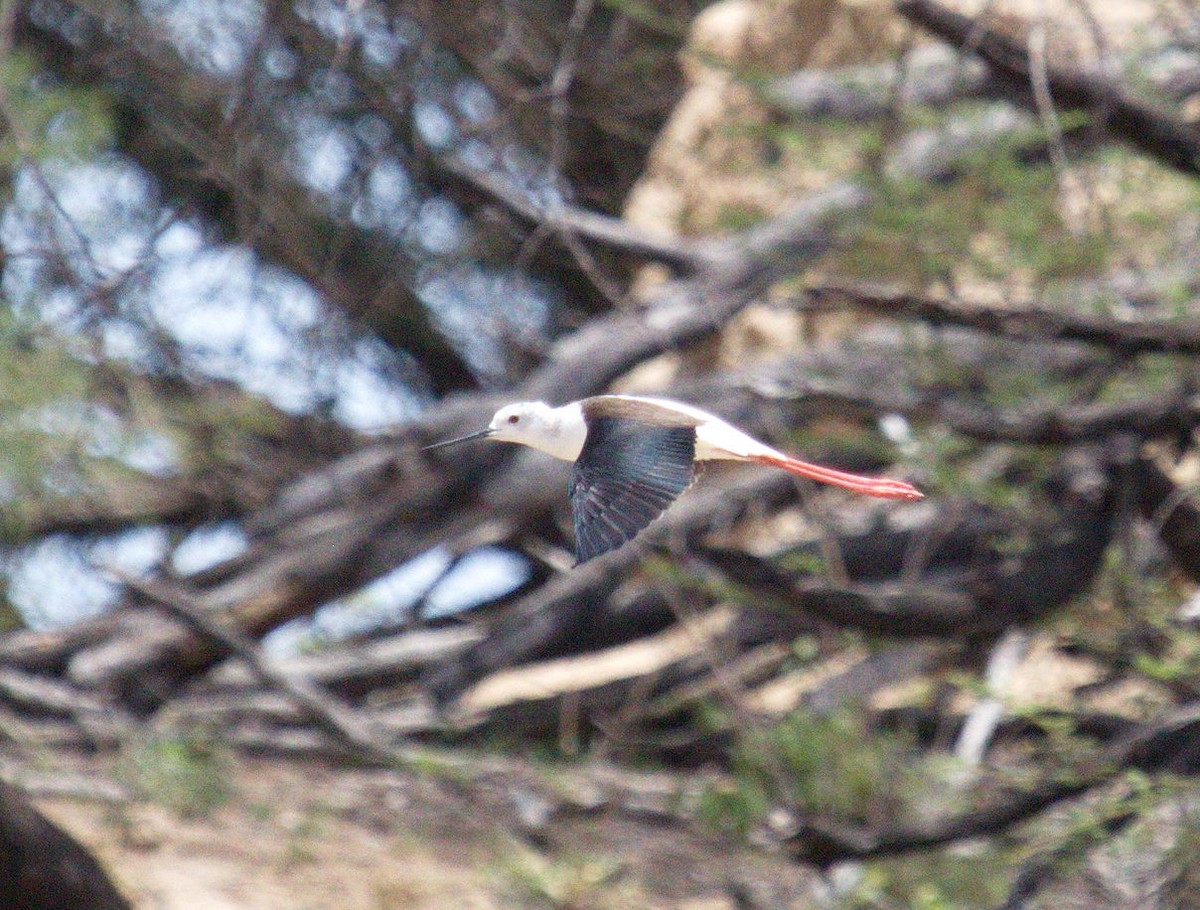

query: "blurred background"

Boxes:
[1, 0, 1200, 908]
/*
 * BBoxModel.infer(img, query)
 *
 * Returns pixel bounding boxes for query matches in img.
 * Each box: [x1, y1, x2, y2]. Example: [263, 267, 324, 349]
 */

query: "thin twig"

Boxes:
[1027, 23, 1091, 235]
[897, 0, 1200, 178]
[111, 569, 402, 765]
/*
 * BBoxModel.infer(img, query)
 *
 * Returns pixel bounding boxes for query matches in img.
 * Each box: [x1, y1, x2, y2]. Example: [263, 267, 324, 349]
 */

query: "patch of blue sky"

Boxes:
[3, 161, 159, 297]
[351, 156, 414, 235]
[150, 247, 421, 429]
[412, 198, 463, 255]
[264, 545, 530, 655]
[11, 398, 177, 492]
[294, 0, 350, 42]
[413, 101, 458, 150]
[74, 405, 125, 459]
[151, 256, 330, 414]
[263, 44, 299, 81]
[421, 266, 552, 380]
[153, 218, 205, 259]
[293, 120, 356, 196]
[82, 160, 148, 213]
[7, 527, 168, 629]
[4, 155, 427, 430]
[423, 547, 530, 619]
[359, 11, 415, 69]
[99, 320, 156, 372]
[139, 0, 264, 76]
[453, 79, 496, 125]
[170, 522, 249, 575]
[333, 338, 424, 429]
[121, 431, 179, 477]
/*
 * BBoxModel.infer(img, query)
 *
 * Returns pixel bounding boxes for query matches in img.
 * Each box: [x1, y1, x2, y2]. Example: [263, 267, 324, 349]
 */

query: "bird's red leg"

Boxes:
[751, 453, 923, 501]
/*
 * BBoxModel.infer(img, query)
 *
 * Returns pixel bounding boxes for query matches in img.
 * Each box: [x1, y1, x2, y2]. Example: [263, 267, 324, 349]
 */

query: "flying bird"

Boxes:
[425, 395, 922, 564]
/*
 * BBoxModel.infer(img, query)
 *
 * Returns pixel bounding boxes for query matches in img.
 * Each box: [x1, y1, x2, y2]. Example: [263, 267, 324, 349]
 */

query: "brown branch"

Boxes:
[896, 0, 1200, 177]
[431, 154, 712, 274]
[762, 373, 1197, 445]
[40, 107, 1019, 700]
[1133, 457, 1200, 583]
[784, 701, 1200, 864]
[113, 570, 401, 765]
[765, 47, 990, 121]
[805, 284, 1200, 355]
[788, 776, 1097, 865]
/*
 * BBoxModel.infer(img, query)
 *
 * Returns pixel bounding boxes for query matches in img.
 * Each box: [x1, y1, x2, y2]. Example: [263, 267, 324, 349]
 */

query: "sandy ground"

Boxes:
[33, 752, 812, 910]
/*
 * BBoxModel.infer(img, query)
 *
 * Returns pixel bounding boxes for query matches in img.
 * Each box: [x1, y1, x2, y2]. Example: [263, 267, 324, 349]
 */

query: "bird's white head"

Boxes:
[424, 400, 586, 461]
[488, 400, 586, 461]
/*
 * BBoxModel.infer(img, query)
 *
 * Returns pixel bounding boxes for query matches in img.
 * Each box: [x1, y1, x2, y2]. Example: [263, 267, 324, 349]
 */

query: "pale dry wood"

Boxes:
[204, 626, 485, 692]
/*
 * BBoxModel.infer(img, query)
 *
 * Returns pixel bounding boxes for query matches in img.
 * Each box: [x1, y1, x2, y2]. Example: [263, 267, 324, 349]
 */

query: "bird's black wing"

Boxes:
[568, 417, 696, 564]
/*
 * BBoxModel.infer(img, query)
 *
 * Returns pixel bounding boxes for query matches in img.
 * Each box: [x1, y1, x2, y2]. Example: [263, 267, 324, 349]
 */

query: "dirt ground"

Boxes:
[33, 751, 813, 910]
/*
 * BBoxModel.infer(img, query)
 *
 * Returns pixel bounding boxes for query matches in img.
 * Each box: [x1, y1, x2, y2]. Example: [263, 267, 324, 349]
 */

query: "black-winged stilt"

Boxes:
[426, 395, 922, 564]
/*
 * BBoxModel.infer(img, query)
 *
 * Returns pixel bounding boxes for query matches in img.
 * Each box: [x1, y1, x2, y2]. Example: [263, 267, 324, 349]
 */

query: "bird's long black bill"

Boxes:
[422, 428, 493, 451]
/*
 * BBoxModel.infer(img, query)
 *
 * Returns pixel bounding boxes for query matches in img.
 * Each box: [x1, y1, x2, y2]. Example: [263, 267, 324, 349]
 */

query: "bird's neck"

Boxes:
[523, 402, 588, 462]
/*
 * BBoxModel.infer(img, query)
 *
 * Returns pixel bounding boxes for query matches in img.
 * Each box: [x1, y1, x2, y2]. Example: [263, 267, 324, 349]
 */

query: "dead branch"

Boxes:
[784, 701, 1200, 864]
[47, 183, 867, 702]
[114, 571, 401, 764]
[701, 450, 1115, 638]
[765, 46, 990, 121]
[805, 284, 1200, 355]
[431, 141, 712, 275]
[206, 625, 486, 696]
[896, 0, 1200, 178]
[750, 333, 1198, 446]
[422, 470, 799, 703]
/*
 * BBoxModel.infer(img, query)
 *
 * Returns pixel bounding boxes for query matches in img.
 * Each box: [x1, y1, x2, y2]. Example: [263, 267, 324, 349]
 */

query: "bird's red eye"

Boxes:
[507, 414, 520, 424]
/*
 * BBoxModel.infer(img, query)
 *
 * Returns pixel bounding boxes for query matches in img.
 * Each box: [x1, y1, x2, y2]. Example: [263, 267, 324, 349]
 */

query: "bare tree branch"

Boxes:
[804, 284, 1200, 355]
[784, 701, 1200, 864]
[896, 0, 1200, 177]
[113, 570, 401, 764]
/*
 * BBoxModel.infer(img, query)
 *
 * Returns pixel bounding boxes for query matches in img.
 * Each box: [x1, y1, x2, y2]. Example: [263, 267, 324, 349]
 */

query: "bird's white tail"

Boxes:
[750, 453, 923, 501]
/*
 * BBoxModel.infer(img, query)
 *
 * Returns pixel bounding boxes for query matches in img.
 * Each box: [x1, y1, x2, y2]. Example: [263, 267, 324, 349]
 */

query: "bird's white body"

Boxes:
[486, 395, 780, 464]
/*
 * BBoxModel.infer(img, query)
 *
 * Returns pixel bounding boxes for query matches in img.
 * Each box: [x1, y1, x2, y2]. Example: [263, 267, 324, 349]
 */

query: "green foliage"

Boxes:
[840, 848, 1010, 910]
[0, 52, 112, 165]
[1129, 622, 1200, 695]
[699, 707, 916, 837]
[844, 119, 1106, 289]
[121, 732, 232, 818]
[776, 548, 828, 576]
[0, 597, 22, 633]
[280, 804, 330, 869]
[495, 848, 626, 910]
[599, 0, 690, 38]
[0, 315, 102, 522]
[713, 201, 769, 232]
